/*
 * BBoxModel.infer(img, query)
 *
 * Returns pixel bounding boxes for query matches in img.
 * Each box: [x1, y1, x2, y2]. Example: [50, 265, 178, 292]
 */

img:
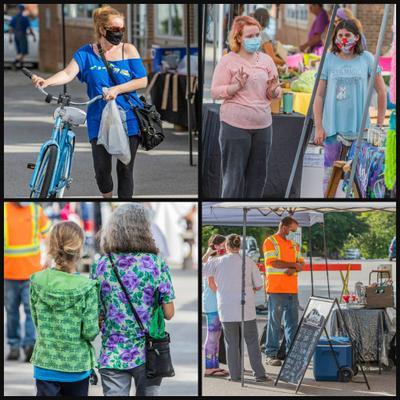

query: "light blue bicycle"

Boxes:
[22, 67, 102, 198]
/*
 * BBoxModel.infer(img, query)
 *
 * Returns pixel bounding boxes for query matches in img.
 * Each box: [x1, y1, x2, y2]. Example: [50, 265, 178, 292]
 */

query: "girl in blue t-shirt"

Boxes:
[313, 20, 387, 196]
[30, 5, 148, 199]
[202, 234, 229, 378]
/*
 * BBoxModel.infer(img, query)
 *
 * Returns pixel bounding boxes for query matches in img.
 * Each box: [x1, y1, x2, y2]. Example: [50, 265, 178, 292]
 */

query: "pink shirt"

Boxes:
[211, 51, 280, 129]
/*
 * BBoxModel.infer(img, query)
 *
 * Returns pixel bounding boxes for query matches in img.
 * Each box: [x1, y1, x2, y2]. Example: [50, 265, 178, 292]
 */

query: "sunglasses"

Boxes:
[105, 26, 125, 33]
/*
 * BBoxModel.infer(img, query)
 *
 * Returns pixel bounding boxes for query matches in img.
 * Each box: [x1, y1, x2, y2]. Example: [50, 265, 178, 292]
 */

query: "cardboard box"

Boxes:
[365, 285, 394, 308]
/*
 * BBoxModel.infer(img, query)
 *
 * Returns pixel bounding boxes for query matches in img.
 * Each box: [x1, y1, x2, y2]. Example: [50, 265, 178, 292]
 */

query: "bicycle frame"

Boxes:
[29, 114, 75, 197]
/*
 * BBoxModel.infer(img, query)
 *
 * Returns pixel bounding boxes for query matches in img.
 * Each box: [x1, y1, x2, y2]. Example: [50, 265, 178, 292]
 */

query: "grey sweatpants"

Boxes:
[219, 121, 273, 198]
[100, 365, 162, 396]
[222, 319, 266, 380]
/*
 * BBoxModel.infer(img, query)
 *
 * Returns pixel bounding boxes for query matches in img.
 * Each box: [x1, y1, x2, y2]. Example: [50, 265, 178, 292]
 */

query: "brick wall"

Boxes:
[356, 4, 394, 54]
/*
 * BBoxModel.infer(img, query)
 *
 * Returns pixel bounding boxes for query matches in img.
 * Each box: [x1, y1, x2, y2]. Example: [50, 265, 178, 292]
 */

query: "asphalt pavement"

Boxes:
[3, 268, 198, 396]
[3, 69, 198, 198]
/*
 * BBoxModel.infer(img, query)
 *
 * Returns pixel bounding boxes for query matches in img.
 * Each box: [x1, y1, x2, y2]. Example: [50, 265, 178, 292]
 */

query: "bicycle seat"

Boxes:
[54, 106, 87, 126]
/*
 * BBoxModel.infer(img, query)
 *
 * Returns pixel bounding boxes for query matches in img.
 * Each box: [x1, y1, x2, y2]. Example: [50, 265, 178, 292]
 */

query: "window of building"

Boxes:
[63, 4, 98, 19]
[155, 4, 184, 38]
[284, 4, 309, 28]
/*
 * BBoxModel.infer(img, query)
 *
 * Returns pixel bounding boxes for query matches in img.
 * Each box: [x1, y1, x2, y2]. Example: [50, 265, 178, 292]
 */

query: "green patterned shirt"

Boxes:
[29, 269, 99, 372]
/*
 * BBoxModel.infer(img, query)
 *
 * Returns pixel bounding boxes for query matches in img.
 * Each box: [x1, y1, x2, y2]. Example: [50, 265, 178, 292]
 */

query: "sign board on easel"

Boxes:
[275, 297, 335, 392]
[275, 296, 371, 393]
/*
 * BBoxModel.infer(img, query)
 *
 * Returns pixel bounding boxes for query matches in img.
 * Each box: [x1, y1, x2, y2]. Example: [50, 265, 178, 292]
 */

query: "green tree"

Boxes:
[310, 212, 369, 258]
[343, 212, 396, 259]
[202, 211, 395, 261]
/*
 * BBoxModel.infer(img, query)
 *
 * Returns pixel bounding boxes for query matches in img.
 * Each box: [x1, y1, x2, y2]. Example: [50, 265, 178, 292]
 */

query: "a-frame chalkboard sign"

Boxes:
[274, 296, 370, 393]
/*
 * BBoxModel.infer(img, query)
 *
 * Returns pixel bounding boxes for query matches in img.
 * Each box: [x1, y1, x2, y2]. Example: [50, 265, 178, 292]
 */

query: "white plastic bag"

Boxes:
[97, 90, 131, 165]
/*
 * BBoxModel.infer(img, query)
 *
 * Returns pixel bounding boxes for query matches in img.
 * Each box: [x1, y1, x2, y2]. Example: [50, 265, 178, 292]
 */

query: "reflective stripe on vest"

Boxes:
[4, 204, 41, 257]
[265, 236, 293, 276]
[265, 234, 298, 293]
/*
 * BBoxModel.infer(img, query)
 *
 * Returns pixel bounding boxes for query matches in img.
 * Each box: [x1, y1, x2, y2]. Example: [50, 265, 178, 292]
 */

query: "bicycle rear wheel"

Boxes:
[30, 144, 58, 198]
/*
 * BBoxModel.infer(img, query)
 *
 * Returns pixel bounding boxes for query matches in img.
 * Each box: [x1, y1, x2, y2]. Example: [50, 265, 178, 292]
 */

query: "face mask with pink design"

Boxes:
[335, 34, 358, 54]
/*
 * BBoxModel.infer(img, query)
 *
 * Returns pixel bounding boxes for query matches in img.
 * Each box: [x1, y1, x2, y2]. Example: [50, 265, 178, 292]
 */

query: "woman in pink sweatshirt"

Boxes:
[211, 16, 282, 198]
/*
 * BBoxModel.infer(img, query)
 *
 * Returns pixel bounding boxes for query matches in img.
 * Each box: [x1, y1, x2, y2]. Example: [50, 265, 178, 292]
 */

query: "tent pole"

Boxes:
[322, 222, 331, 298]
[308, 226, 314, 297]
[212, 5, 217, 104]
[346, 3, 391, 197]
[201, 4, 207, 89]
[61, 4, 66, 94]
[285, 4, 339, 198]
[186, 4, 194, 166]
[217, 4, 224, 61]
[241, 208, 248, 387]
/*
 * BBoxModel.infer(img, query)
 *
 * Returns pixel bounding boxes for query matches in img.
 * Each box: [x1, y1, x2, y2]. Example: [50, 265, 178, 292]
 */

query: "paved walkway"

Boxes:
[4, 69, 198, 198]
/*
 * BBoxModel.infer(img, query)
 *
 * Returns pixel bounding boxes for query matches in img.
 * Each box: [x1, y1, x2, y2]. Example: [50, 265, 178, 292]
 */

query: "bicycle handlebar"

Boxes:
[21, 67, 102, 106]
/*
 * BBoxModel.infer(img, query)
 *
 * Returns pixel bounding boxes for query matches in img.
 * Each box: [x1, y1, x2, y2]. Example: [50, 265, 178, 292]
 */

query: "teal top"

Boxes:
[320, 51, 382, 139]
[34, 366, 91, 382]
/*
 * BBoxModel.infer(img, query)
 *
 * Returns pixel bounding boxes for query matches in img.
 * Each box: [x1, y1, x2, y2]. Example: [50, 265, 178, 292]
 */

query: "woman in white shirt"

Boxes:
[204, 234, 269, 382]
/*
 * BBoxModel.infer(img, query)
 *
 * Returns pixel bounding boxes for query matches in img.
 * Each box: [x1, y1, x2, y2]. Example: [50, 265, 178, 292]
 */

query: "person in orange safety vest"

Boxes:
[262, 216, 304, 366]
[4, 202, 51, 362]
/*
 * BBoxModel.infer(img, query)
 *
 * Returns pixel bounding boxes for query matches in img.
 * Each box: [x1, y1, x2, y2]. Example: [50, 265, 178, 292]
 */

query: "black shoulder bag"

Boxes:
[107, 254, 175, 378]
[97, 43, 165, 151]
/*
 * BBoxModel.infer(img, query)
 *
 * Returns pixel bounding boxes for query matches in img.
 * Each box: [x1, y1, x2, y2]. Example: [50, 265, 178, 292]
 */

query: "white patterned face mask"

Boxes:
[335, 35, 357, 54]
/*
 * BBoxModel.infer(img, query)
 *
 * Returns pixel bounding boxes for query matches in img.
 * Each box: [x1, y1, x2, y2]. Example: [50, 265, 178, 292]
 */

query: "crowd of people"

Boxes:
[4, 202, 175, 396]
[202, 216, 305, 382]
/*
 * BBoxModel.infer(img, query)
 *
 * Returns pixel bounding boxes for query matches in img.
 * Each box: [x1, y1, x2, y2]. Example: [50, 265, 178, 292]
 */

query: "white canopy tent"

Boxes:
[203, 202, 396, 386]
[203, 202, 324, 227]
[212, 202, 397, 213]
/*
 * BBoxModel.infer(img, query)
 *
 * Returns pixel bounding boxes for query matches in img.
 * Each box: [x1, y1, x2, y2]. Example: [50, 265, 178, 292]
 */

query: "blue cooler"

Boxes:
[313, 336, 353, 381]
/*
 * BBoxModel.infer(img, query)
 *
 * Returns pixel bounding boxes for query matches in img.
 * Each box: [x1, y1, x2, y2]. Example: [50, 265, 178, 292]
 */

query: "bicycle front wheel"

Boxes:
[31, 144, 58, 198]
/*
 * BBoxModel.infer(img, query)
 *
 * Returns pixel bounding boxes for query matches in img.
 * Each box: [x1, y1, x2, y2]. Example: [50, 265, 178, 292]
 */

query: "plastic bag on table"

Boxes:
[97, 91, 131, 165]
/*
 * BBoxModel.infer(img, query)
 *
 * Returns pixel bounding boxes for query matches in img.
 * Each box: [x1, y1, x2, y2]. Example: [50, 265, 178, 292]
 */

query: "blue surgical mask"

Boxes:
[243, 37, 261, 53]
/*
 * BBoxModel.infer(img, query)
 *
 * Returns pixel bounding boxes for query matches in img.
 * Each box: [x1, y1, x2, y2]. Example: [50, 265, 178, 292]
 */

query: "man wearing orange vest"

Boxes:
[4, 202, 51, 361]
[263, 216, 304, 366]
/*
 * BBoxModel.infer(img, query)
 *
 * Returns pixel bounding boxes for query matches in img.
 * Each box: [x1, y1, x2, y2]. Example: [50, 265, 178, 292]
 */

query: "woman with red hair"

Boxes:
[211, 16, 282, 198]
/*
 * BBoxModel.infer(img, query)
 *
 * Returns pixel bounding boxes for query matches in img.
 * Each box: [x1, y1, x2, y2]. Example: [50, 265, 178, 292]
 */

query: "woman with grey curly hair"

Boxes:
[90, 203, 175, 396]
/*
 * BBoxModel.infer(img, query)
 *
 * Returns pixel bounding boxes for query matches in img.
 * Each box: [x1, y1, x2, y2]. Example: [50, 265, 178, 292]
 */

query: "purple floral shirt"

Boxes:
[90, 252, 175, 370]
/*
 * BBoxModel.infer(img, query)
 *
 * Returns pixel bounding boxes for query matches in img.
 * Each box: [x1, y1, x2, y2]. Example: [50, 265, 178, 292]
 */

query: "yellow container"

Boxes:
[271, 98, 281, 114]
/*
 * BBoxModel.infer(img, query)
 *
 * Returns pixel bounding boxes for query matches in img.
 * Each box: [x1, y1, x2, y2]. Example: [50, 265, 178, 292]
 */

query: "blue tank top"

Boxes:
[73, 44, 147, 141]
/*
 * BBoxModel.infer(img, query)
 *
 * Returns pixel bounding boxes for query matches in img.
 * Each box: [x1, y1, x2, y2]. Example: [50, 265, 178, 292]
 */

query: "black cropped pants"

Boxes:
[90, 135, 140, 199]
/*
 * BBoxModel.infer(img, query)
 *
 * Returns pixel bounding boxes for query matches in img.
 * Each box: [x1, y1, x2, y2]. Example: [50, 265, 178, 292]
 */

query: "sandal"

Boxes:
[204, 369, 230, 377]
[215, 368, 229, 374]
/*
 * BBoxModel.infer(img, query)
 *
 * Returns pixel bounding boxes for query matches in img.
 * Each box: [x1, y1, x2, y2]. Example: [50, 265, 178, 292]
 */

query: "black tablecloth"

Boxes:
[202, 103, 306, 198]
[149, 72, 200, 130]
[330, 307, 395, 367]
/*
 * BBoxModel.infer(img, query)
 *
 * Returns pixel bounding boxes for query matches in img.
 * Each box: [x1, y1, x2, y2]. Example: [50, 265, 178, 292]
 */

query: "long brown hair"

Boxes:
[331, 20, 363, 55]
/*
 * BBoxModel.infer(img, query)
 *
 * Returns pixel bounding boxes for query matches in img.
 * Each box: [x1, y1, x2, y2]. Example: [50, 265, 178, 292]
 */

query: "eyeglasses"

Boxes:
[105, 26, 125, 33]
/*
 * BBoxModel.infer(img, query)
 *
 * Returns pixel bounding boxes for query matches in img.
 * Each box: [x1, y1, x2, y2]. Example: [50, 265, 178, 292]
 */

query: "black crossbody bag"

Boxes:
[107, 254, 175, 379]
[97, 43, 165, 151]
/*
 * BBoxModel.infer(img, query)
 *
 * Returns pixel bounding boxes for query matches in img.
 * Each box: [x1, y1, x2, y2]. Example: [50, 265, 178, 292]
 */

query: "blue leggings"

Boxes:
[204, 312, 222, 369]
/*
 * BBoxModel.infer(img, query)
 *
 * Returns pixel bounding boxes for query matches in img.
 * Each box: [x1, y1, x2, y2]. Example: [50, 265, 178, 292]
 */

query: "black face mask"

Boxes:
[104, 29, 123, 45]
